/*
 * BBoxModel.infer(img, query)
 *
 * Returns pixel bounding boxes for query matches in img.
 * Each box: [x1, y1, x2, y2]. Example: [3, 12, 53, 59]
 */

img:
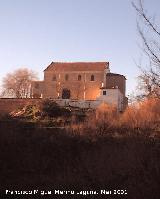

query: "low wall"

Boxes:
[0, 96, 122, 115]
[0, 98, 102, 115]
[55, 99, 101, 109]
[0, 98, 42, 115]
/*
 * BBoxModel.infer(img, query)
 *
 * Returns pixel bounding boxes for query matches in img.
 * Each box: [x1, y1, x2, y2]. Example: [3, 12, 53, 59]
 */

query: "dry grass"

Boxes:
[83, 98, 160, 136]
[4, 98, 160, 136]
[0, 118, 159, 199]
[120, 98, 160, 129]
[86, 103, 118, 128]
[0, 99, 160, 198]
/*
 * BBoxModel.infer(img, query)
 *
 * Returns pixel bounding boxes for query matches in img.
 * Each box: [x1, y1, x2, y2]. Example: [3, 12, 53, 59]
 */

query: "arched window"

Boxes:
[52, 75, 56, 81]
[65, 74, 69, 81]
[78, 74, 81, 81]
[91, 74, 95, 81]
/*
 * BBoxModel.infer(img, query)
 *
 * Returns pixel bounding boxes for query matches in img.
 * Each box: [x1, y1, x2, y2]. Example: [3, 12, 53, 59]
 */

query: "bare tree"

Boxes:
[132, 0, 160, 98]
[1, 68, 38, 98]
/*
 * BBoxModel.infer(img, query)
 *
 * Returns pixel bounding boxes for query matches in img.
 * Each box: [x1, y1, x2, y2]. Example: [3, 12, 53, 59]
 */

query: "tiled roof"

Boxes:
[44, 62, 109, 72]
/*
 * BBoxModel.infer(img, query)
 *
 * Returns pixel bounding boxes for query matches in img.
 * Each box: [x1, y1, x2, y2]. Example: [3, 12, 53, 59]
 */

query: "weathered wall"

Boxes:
[31, 81, 44, 98]
[106, 74, 126, 96]
[0, 98, 42, 115]
[0, 92, 123, 115]
[43, 71, 104, 100]
[98, 89, 124, 111]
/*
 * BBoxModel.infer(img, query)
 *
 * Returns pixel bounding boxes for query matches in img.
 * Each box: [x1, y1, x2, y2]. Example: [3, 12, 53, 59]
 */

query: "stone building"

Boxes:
[31, 62, 128, 111]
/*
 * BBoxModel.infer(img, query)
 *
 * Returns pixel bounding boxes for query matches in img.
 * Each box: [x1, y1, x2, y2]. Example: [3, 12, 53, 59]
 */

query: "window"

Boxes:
[65, 74, 69, 81]
[78, 75, 81, 81]
[103, 91, 106, 95]
[91, 74, 95, 81]
[52, 75, 56, 81]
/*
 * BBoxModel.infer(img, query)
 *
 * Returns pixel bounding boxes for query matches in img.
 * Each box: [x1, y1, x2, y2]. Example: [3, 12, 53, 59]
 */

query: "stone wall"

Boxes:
[0, 98, 42, 115]
[42, 71, 104, 100]
[97, 89, 124, 111]
[106, 74, 126, 96]
[0, 89, 125, 115]
[31, 81, 44, 98]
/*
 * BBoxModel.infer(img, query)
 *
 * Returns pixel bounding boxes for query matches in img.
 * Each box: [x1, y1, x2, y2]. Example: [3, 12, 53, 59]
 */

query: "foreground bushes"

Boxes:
[120, 98, 160, 129]
[42, 99, 70, 117]
[0, 98, 159, 198]
[85, 98, 160, 134]
[6, 98, 160, 135]
[0, 121, 159, 199]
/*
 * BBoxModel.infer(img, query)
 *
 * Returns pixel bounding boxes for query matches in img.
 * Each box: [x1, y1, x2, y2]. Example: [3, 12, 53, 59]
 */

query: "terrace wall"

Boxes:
[0, 98, 42, 115]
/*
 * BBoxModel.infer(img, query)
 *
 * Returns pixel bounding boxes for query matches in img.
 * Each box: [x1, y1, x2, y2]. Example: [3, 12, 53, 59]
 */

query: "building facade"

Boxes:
[31, 62, 127, 111]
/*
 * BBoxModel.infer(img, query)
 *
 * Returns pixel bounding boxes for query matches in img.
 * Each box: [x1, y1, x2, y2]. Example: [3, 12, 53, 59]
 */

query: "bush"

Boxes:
[24, 104, 41, 119]
[9, 104, 41, 120]
[42, 99, 71, 118]
[86, 103, 118, 130]
[60, 107, 72, 118]
[74, 109, 87, 122]
[42, 99, 60, 117]
[83, 98, 160, 136]
[120, 98, 160, 129]
[96, 103, 118, 124]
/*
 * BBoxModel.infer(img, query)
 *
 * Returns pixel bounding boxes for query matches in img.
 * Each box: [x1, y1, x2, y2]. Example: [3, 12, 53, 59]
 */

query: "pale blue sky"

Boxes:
[0, 0, 159, 95]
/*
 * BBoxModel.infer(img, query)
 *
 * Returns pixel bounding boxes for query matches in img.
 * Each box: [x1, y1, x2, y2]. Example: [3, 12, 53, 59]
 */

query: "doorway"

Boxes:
[62, 88, 71, 99]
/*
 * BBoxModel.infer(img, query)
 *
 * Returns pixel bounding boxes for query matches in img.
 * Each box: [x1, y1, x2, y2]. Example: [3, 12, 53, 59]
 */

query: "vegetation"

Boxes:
[0, 116, 159, 199]
[1, 68, 37, 98]
[0, 1, 159, 198]
[42, 99, 71, 118]
[0, 98, 159, 198]
[132, 0, 160, 98]
[0, 3, 159, 198]
[6, 98, 160, 135]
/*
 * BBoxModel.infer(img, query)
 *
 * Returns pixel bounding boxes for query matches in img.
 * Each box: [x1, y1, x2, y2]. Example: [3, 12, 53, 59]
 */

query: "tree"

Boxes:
[132, 0, 160, 98]
[2, 68, 37, 98]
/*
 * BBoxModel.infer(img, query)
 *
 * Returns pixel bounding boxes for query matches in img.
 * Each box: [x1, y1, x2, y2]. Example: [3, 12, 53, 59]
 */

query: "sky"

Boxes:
[0, 0, 160, 96]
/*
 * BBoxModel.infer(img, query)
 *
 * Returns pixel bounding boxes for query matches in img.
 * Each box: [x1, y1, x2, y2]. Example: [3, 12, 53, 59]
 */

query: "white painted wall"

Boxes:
[97, 88, 124, 111]
[52, 88, 124, 111]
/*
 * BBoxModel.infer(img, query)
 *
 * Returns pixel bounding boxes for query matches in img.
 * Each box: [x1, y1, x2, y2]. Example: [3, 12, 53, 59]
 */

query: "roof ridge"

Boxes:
[52, 61, 109, 63]
[44, 61, 109, 72]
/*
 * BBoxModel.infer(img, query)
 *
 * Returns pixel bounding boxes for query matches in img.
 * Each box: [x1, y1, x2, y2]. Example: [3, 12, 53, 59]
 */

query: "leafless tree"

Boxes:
[132, 0, 160, 98]
[1, 68, 38, 98]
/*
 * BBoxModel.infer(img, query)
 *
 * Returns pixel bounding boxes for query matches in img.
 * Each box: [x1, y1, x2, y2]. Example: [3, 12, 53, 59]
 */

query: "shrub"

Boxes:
[90, 103, 119, 129]
[42, 99, 61, 117]
[60, 107, 72, 118]
[75, 109, 87, 122]
[120, 98, 160, 129]
[42, 99, 71, 118]
[95, 103, 118, 123]
[24, 104, 41, 119]
[82, 103, 119, 136]
[9, 104, 41, 120]
[83, 98, 160, 136]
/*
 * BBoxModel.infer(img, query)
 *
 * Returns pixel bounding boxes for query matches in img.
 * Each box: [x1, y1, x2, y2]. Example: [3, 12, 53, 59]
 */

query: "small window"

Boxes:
[78, 75, 81, 81]
[52, 75, 56, 81]
[91, 74, 95, 81]
[65, 74, 69, 81]
[103, 91, 106, 95]
[35, 83, 39, 89]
